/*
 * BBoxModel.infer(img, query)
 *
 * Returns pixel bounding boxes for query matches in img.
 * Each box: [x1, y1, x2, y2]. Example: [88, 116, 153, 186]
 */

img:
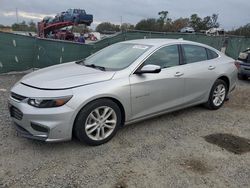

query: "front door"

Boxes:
[129, 44, 185, 120]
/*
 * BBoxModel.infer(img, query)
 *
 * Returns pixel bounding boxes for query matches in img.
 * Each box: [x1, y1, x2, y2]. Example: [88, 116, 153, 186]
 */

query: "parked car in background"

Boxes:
[9, 39, 237, 146]
[89, 32, 101, 40]
[84, 32, 100, 41]
[236, 48, 250, 80]
[61, 9, 93, 26]
[42, 16, 54, 24]
[180, 27, 195, 33]
[52, 13, 63, 23]
[54, 29, 75, 41]
[206, 28, 224, 36]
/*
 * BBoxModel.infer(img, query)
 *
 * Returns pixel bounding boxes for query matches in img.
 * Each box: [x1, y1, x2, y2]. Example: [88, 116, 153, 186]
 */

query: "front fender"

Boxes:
[66, 78, 131, 137]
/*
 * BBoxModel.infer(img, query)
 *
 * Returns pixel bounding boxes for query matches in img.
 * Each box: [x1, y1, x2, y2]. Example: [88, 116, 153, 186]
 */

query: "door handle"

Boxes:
[208, 65, 216, 70]
[175, 72, 184, 77]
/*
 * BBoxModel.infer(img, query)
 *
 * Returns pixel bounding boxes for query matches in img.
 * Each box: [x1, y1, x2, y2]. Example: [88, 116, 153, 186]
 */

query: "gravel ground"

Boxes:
[0, 73, 250, 188]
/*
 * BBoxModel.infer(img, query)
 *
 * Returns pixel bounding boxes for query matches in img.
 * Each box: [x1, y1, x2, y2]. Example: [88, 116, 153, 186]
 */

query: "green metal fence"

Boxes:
[34, 38, 92, 68]
[0, 32, 35, 73]
[1, 30, 250, 74]
[225, 37, 250, 59]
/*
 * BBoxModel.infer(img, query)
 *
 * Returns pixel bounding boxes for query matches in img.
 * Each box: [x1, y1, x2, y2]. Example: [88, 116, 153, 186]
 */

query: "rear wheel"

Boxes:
[205, 79, 228, 110]
[74, 99, 121, 146]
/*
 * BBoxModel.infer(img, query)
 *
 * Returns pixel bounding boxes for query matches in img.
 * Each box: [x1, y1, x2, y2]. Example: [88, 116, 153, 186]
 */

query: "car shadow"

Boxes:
[16, 105, 205, 149]
[237, 77, 250, 86]
[122, 105, 206, 130]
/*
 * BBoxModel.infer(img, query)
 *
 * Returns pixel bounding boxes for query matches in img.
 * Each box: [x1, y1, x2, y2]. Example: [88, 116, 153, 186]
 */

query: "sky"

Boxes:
[0, 0, 249, 30]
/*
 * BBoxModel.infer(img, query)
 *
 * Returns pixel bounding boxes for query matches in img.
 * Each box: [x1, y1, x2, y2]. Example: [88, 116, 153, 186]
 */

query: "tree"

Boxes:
[11, 20, 30, 31]
[189, 13, 220, 31]
[158, 11, 168, 22]
[72, 25, 92, 33]
[228, 23, 250, 37]
[28, 20, 37, 32]
[96, 22, 120, 33]
[121, 23, 134, 31]
[157, 11, 172, 32]
[135, 12, 220, 32]
[170, 18, 189, 32]
[135, 18, 160, 31]
[189, 14, 202, 31]
[209, 14, 220, 28]
[0, 24, 12, 32]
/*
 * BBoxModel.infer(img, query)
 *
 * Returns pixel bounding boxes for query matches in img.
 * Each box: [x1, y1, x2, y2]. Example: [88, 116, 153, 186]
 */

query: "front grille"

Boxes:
[10, 105, 23, 120]
[11, 92, 27, 101]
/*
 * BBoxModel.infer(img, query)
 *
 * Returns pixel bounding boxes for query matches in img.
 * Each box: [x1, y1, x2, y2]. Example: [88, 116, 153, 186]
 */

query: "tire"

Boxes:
[238, 74, 247, 80]
[204, 79, 228, 110]
[74, 99, 122, 146]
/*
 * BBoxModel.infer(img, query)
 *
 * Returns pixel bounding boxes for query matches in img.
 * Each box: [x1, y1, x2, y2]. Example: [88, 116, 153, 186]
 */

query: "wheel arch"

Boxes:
[104, 97, 126, 126]
[217, 75, 230, 91]
[205, 75, 230, 103]
[71, 96, 126, 138]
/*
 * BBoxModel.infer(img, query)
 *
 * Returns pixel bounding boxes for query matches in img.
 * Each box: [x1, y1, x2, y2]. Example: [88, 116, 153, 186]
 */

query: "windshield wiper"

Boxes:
[75, 59, 85, 65]
[84, 64, 106, 71]
[76, 59, 106, 71]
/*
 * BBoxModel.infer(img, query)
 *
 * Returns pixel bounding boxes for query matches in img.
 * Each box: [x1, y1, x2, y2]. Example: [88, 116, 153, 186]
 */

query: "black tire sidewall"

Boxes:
[74, 99, 121, 146]
[238, 74, 248, 80]
[206, 79, 228, 110]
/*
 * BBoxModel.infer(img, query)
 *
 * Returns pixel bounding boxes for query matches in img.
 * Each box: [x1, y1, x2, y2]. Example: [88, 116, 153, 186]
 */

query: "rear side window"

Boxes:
[182, 44, 207, 64]
[206, 48, 219, 60]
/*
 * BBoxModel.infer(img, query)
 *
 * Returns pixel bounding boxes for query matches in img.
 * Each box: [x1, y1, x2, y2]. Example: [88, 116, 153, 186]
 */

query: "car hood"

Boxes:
[21, 62, 115, 90]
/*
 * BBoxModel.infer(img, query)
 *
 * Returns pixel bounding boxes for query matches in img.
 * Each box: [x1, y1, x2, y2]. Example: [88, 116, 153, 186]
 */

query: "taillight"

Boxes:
[234, 61, 241, 70]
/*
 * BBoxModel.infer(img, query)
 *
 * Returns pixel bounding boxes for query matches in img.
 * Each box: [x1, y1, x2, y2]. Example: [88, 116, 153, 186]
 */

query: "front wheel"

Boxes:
[74, 99, 121, 146]
[205, 79, 228, 110]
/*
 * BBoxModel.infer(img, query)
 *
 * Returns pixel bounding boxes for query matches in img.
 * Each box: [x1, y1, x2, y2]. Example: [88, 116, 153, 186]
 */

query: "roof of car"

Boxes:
[121, 38, 217, 51]
[122, 38, 198, 46]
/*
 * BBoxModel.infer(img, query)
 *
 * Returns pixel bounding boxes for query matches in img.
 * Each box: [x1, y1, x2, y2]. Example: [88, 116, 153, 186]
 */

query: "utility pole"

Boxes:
[120, 16, 123, 27]
[16, 8, 19, 23]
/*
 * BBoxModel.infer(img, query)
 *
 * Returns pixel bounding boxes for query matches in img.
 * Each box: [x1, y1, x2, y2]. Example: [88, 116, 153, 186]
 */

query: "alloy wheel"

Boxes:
[85, 106, 117, 141]
[212, 84, 226, 106]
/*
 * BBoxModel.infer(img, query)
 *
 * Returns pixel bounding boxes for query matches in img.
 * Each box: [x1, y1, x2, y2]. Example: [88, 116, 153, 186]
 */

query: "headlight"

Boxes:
[28, 96, 72, 108]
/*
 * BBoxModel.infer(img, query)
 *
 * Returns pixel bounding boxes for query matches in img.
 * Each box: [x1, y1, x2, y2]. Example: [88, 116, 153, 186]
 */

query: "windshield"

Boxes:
[84, 43, 151, 70]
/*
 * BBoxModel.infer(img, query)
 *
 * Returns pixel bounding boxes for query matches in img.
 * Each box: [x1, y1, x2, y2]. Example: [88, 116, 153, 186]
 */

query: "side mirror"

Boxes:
[135, 64, 161, 74]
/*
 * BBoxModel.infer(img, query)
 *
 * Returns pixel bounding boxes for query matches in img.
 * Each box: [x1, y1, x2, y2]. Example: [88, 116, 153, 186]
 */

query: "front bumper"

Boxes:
[8, 97, 75, 142]
[13, 122, 48, 141]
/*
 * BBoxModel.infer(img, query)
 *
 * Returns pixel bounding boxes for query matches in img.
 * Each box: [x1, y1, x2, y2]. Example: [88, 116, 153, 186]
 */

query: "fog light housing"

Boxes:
[31, 123, 49, 133]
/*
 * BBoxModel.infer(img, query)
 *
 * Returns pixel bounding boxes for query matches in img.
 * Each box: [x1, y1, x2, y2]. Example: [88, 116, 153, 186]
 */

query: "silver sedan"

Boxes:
[9, 39, 238, 145]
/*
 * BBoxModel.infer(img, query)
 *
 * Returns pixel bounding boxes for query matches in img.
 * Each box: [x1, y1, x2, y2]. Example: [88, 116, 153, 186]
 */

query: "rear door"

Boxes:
[180, 44, 219, 105]
[129, 44, 185, 120]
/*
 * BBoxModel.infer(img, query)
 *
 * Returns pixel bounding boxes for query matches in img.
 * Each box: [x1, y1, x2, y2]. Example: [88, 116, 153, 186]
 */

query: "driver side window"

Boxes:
[144, 45, 180, 68]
